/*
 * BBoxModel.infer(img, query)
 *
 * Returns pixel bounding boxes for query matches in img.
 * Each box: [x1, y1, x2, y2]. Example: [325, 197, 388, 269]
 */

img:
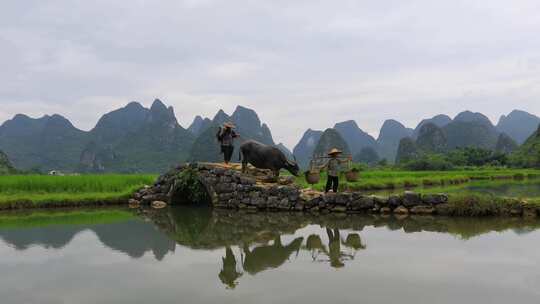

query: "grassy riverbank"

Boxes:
[0, 174, 156, 208]
[296, 168, 540, 192]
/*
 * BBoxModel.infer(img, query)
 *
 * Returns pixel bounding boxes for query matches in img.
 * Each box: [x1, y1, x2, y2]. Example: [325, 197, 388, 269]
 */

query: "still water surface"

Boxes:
[1, 207, 540, 304]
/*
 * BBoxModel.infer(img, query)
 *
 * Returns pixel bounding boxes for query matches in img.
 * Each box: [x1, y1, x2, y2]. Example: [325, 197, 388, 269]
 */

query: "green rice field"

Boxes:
[296, 168, 540, 192]
[0, 174, 156, 207]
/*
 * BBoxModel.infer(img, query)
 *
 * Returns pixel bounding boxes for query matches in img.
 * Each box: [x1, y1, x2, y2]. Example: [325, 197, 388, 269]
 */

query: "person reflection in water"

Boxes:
[218, 247, 243, 289]
[305, 229, 365, 268]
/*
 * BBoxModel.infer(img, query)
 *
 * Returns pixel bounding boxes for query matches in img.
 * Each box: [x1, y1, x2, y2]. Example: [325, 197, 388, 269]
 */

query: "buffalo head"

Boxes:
[284, 158, 300, 176]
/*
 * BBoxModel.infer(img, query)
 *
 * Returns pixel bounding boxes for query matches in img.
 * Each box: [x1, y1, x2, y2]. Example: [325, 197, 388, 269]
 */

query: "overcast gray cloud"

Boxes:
[1, 0, 540, 147]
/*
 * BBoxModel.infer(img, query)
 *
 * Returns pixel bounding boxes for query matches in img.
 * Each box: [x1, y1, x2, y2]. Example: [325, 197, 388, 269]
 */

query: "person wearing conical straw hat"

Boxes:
[216, 122, 239, 165]
[320, 148, 351, 193]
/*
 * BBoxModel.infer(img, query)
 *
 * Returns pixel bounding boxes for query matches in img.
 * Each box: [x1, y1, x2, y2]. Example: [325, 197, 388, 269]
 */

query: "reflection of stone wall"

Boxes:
[134, 163, 539, 218]
[141, 206, 540, 252]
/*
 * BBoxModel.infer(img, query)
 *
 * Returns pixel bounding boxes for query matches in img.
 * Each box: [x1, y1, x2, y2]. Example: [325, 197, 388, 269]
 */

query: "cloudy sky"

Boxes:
[1, 0, 540, 147]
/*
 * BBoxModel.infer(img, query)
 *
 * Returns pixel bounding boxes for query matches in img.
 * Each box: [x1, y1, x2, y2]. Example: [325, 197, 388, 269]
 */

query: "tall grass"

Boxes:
[0, 174, 157, 206]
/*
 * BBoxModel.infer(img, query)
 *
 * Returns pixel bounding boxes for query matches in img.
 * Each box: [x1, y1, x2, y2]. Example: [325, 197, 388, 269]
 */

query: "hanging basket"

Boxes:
[305, 170, 321, 184]
[345, 168, 359, 182]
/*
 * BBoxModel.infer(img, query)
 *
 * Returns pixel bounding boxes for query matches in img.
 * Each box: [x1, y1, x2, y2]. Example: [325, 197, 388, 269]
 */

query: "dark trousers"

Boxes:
[222, 145, 234, 163]
[325, 175, 339, 193]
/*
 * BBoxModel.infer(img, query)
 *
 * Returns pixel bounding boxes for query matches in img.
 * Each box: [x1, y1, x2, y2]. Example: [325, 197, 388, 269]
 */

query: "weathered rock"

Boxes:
[332, 205, 347, 213]
[435, 203, 452, 216]
[323, 193, 337, 204]
[523, 205, 538, 218]
[394, 213, 409, 220]
[422, 193, 449, 205]
[142, 194, 166, 204]
[402, 191, 421, 207]
[388, 195, 402, 208]
[380, 207, 392, 214]
[151, 201, 167, 209]
[372, 195, 388, 207]
[240, 176, 256, 185]
[510, 208, 523, 216]
[267, 196, 279, 208]
[249, 196, 263, 206]
[394, 206, 409, 215]
[278, 176, 295, 185]
[128, 199, 140, 208]
[335, 193, 352, 205]
[358, 196, 375, 209]
[410, 205, 435, 215]
[211, 167, 226, 175]
[278, 198, 291, 210]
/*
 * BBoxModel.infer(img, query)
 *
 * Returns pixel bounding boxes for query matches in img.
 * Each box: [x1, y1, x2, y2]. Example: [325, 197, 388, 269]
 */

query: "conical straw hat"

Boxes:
[328, 148, 343, 155]
[223, 122, 235, 128]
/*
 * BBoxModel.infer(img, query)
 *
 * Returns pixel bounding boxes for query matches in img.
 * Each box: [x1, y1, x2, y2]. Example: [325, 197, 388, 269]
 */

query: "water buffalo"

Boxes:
[239, 140, 300, 177]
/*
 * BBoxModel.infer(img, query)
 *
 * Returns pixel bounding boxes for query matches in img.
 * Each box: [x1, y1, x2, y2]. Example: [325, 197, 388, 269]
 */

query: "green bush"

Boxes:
[402, 154, 454, 171]
[171, 167, 210, 204]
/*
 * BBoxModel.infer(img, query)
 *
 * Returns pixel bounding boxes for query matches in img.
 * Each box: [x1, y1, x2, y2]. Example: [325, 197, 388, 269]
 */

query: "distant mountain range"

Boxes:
[0, 100, 276, 173]
[394, 111, 534, 164]
[0, 103, 538, 172]
[293, 109, 539, 168]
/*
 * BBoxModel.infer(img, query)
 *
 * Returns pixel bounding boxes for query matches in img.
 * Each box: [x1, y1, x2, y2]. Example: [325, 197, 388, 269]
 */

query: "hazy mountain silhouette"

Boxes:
[312, 128, 351, 159]
[413, 114, 452, 138]
[377, 119, 413, 163]
[443, 111, 499, 150]
[188, 115, 212, 137]
[0, 114, 88, 172]
[497, 110, 540, 144]
[79, 99, 195, 173]
[334, 120, 377, 155]
[293, 129, 323, 169]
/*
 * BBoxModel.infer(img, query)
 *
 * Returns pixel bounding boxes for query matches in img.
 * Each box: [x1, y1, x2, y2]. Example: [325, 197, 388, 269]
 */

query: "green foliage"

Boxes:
[172, 167, 210, 204]
[353, 147, 380, 166]
[0, 150, 17, 175]
[402, 154, 454, 171]
[416, 123, 447, 153]
[444, 194, 522, 216]
[377, 159, 389, 167]
[510, 125, 540, 168]
[395, 137, 418, 164]
[495, 133, 518, 154]
[446, 147, 506, 167]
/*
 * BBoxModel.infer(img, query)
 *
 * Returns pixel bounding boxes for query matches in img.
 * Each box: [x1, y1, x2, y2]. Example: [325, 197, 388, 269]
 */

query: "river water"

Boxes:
[1, 207, 539, 304]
